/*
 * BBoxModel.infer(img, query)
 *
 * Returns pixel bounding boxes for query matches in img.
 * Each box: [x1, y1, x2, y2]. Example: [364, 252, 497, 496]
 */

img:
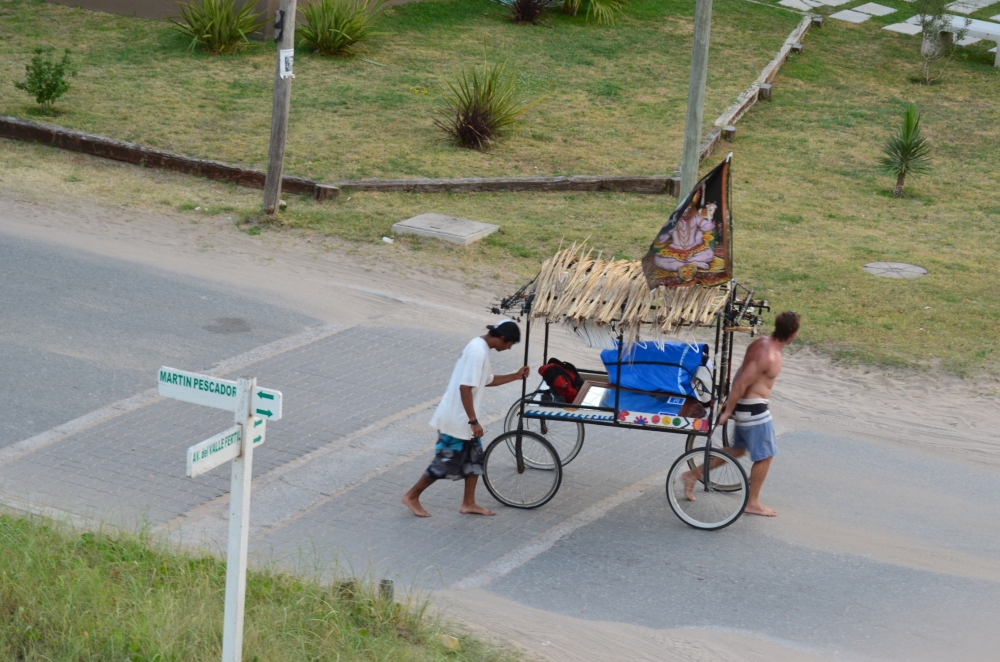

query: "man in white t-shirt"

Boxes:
[402, 319, 530, 517]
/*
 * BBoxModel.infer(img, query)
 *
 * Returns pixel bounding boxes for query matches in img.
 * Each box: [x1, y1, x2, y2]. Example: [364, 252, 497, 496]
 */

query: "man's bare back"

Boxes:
[734, 335, 785, 401]
[683, 312, 800, 518]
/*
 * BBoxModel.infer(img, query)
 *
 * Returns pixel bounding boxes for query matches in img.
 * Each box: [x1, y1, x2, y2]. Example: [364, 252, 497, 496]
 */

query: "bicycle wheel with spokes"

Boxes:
[504, 396, 585, 468]
[685, 418, 752, 492]
[483, 431, 562, 509]
[666, 447, 748, 530]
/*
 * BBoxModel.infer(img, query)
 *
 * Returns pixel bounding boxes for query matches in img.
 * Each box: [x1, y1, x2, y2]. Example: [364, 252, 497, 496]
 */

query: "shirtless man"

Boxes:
[683, 311, 800, 517]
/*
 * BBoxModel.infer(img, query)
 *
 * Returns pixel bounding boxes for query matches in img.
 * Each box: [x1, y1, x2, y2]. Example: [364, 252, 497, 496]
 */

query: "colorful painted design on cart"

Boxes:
[523, 403, 710, 431]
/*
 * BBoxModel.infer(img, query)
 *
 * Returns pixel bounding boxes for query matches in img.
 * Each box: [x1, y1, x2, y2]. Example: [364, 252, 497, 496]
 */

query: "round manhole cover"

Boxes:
[862, 262, 927, 279]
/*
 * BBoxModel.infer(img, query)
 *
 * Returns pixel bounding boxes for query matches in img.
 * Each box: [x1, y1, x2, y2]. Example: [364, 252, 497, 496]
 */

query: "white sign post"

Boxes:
[159, 368, 282, 662]
[222, 376, 255, 662]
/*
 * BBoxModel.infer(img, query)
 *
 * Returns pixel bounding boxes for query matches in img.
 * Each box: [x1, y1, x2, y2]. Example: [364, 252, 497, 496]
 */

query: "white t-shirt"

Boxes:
[429, 337, 494, 440]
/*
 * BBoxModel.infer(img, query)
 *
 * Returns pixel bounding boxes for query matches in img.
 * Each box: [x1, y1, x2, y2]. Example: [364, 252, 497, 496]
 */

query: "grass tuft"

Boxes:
[172, 0, 266, 54]
[435, 60, 540, 150]
[299, 0, 386, 57]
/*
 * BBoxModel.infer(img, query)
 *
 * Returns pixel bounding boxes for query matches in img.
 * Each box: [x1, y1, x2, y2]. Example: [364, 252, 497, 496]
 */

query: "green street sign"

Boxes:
[158, 367, 283, 420]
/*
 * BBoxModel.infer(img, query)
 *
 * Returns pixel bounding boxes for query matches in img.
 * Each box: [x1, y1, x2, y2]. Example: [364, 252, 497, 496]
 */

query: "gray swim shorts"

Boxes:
[730, 399, 777, 462]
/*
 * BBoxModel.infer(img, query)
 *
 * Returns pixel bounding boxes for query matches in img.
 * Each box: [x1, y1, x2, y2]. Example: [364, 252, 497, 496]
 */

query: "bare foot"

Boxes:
[682, 471, 697, 501]
[460, 503, 495, 516]
[402, 494, 431, 517]
[744, 503, 777, 517]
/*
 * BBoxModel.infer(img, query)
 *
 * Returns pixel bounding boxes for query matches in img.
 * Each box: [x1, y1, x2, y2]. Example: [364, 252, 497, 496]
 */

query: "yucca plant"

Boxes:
[880, 103, 931, 198]
[299, 0, 386, 56]
[491, 0, 559, 24]
[173, 0, 266, 54]
[561, 0, 625, 25]
[435, 61, 541, 150]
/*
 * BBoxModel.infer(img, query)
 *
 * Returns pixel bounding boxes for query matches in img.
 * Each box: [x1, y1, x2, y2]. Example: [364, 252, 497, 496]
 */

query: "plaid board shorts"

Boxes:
[426, 433, 484, 481]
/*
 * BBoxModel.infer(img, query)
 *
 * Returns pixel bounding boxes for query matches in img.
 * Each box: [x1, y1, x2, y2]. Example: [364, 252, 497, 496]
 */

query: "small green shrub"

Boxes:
[299, 0, 385, 56]
[435, 61, 541, 150]
[14, 48, 74, 111]
[561, 0, 625, 25]
[173, 0, 266, 55]
[880, 103, 931, 197]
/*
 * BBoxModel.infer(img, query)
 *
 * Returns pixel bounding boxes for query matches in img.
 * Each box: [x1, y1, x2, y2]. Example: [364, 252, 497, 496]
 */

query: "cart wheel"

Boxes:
[685, 419, 751, 492]
[666, 447, 748, 530]
[504, 396, 585, 468]
[483, 430, 563, 509]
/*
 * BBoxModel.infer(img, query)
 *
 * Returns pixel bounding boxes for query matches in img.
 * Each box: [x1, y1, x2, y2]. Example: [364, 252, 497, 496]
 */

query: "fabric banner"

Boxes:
[642, 156, 732, 289]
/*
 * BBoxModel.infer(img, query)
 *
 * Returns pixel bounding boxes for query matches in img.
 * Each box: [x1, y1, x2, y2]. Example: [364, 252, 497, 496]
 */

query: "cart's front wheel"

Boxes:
[666, 447, 748, 530]
[685, 418, 751, 492]
[483, 431, 562, 509]
[504, 396, 585, 468]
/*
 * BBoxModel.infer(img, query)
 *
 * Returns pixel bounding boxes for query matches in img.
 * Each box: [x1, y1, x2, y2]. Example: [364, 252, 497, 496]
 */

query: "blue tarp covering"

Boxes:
[600, 341, 708, 397]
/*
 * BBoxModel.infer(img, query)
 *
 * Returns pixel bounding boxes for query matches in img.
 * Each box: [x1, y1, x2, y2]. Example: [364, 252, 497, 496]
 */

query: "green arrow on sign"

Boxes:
[254, 435, 263, 443]
[256, 409, 273, 417]
[257, 391, 275, 400]
[254, 418, 264, 427]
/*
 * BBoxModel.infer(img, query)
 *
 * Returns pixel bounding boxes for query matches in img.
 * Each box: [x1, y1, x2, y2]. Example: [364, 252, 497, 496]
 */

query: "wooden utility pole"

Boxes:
[679, 0, 714, 198]
[263, 0, 297, 215]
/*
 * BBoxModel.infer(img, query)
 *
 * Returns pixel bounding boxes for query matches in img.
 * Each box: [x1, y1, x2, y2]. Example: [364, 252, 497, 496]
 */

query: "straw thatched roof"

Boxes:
[531, 245, 727, 347]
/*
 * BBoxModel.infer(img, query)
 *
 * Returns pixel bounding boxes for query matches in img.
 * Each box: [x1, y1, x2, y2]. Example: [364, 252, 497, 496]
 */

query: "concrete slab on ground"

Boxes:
[778, 0, 823, 8]
[854, 2, 897, 15]
[884, 22, 923, 33]
[830, 9, 874, 22]
[392, 213, 499, 245]
[947, 0, 1000, 13]
[862, 262, 927, 278]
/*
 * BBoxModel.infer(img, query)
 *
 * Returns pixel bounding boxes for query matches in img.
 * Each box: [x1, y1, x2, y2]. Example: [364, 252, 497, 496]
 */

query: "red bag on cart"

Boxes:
[538, 358, 584, 403]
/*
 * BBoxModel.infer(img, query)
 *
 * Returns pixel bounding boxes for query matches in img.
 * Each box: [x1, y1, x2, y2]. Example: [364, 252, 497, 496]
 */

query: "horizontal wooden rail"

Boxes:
[0, 116, 339, 200]
[333, 175, 669, 194]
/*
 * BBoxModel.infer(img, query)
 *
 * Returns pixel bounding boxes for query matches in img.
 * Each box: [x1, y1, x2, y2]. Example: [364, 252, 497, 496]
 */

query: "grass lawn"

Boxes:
[1, 0, 998, 372]
[0, 514, 515, 661]
[0, 0, 797, 179]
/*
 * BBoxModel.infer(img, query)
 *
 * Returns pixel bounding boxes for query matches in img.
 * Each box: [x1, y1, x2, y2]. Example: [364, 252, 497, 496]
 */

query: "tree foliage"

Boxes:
[15, 48, 74, 111]
[914, 0, 969, 83]
[560, 0, 625, 25]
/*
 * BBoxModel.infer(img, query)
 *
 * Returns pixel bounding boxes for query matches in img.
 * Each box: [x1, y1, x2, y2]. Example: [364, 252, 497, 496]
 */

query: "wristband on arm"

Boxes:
[468, 419, 479, 425]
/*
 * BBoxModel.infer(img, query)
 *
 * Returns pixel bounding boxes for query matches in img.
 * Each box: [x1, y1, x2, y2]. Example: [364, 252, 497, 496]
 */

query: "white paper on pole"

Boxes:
[280, 49, 295, 79]
[158, 367, 283, 420]
[187, 425, 243, 478]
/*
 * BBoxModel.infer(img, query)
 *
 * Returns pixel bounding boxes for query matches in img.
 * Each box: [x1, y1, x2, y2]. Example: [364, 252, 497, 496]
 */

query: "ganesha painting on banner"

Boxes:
[651, 187, 718, 282]
[642, 156, 732, 289]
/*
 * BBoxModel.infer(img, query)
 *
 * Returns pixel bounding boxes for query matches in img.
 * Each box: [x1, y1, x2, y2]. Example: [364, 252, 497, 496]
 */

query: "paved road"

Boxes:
[0, 232, 318, 446]
[489, 430, 1000, 660]
[2, 223, 999, 661]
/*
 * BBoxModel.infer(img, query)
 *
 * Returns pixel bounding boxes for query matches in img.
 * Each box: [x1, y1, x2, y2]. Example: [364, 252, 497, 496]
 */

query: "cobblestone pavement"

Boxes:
[0, 318, 684, 593]
[0, 326, 517, 527]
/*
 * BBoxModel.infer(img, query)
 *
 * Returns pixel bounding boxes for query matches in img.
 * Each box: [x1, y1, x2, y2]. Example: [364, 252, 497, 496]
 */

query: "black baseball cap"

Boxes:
[487, 318, 521, 343]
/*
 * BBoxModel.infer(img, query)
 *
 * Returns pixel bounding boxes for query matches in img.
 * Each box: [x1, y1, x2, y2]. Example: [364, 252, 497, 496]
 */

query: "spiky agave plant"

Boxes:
[491, 0, 558, 24]
[560, 0, 625, 25]
[172, 0, 265, 54]
[434, 61, 541, 150]
[879, 103, 931, 198]
[299, 0, 386, 56]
